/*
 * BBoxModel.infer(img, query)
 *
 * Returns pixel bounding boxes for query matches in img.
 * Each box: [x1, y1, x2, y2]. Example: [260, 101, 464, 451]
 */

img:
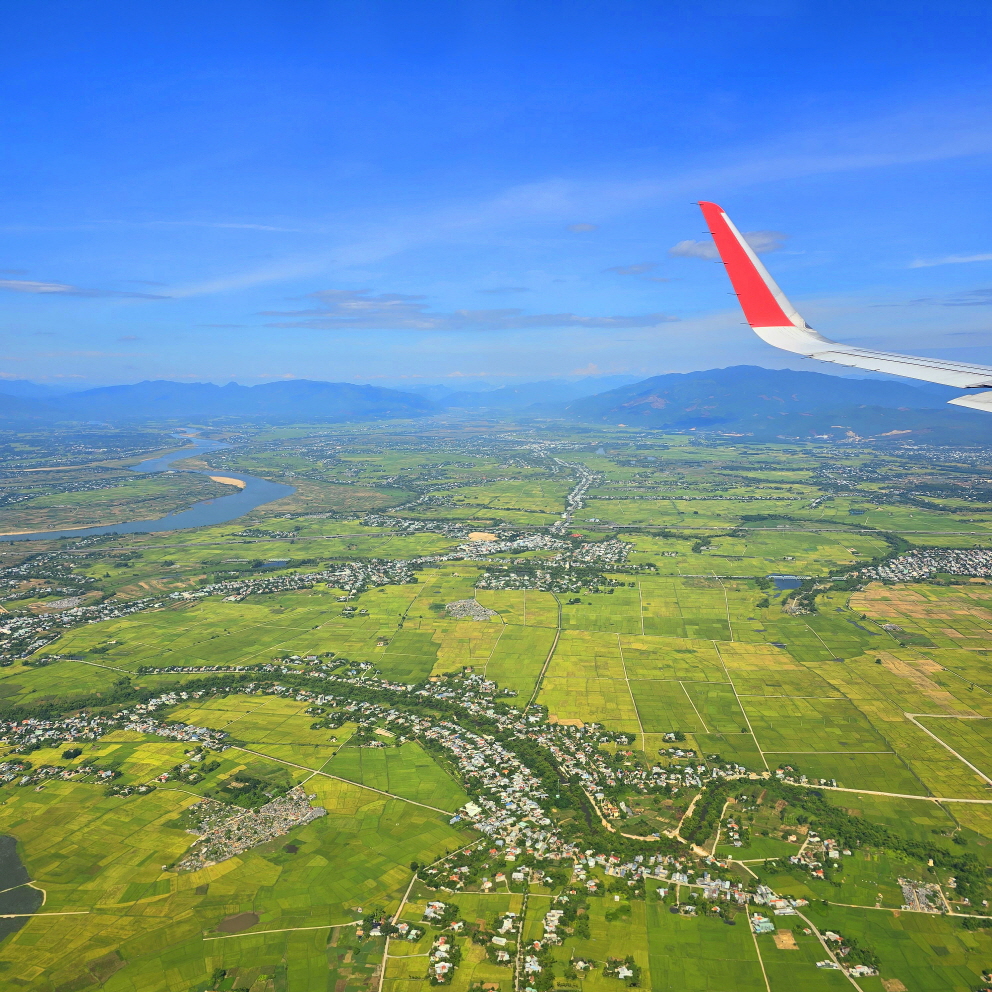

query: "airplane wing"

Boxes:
[698, 200, 992, 413]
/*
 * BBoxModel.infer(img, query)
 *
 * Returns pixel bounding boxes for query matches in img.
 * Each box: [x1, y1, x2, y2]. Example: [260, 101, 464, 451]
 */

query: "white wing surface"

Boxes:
[698, 200, 992, 413]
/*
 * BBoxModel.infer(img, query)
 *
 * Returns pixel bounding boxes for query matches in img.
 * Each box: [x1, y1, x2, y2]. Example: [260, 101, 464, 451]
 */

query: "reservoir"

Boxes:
[768, 574, 803, 590]
[0, 438, 295, 543]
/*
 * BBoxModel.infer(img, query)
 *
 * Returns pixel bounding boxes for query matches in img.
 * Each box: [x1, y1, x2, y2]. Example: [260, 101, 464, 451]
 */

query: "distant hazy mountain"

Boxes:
[0, 379, 433, 421]
[0, 378, 81, 399]
[561, 366, 984, 440]
[0, 369, 984, 440]
[424, 375, 642, 409]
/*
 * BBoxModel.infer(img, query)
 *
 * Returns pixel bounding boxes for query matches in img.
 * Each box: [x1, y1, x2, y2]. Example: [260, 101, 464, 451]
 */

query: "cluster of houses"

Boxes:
[0, 581, 86, 606]
[233, 527, 297, 539]
[179, 558, 418, 603]
[540, 722, 750, 802]
[1, 695, 228, 753]
[860, 547, 992, 583]
[898, 877, 946, 913]
[549, 461, 599, 535]
[0, 586, 164, 660]
[361, 513, 474, 538]
[0, 757, 118, 787]
[173, 786, 326, 871]
[816, 931, 878, 977]
[774, 766, 837, 788]
[787, 834, 852, 879]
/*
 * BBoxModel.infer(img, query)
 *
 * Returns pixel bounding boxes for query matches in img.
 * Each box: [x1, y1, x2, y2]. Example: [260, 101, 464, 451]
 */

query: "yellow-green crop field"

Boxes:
[6, 427, 992, 990]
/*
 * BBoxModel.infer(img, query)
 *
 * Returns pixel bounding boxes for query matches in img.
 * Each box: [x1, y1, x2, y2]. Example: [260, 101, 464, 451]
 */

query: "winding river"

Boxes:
[0, 438, 296, 543]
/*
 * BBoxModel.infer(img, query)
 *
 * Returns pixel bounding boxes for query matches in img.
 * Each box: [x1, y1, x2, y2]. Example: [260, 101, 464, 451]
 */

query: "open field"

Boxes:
[6, 426, 992, 989]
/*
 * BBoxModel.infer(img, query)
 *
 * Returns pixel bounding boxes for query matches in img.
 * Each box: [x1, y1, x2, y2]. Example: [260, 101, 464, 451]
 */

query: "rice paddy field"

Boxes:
[6, 424, 992, 990]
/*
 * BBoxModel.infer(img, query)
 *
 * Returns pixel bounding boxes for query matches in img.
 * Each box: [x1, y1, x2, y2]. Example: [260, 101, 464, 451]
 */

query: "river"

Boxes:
[0, 438, 296, 543]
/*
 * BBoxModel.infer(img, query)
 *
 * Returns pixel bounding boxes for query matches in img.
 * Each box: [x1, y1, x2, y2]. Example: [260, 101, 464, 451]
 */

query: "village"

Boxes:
[173, 786, 327, 872]
[861, 547, 992, 583]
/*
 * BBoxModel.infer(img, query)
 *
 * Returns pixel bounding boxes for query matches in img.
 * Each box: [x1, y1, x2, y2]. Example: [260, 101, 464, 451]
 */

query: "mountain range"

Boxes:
[560, 366, 986, 440]
[0, 368, 985, 441]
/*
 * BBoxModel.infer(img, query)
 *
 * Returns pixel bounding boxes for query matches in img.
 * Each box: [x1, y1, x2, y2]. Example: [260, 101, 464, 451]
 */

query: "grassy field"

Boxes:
[0, 765, 473, 990]
[7, 427, 992, 989]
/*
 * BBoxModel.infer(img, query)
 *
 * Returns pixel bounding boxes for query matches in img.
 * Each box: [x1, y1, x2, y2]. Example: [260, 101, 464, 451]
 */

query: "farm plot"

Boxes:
[645, 892, 766, 992]
[715, 641, 803, 675]
[618, 635, 728, 682]
[0, 773, 470, 992]
[864, 718, 992, 799]
[629, 680, 707, 734]
[377, 629, 440, 682]
[482, 623, 555, 697]
[693, 731, 766, 768]
[682, 682, 749, 734]
[914, 715, 992, 781]
[732, 668, 844, 698]
[546, 630, 628, 680]
[475, 588, 560, 627]
[741, 696, 892, 754]
[538, 677, 641, 732]
[758, 926, 853, 992]
[559, 586, 642, 634]
[327, 741, 469, 811]
[428, 622, 504, 676]
[773, 751, 927, 793]
[824, 792, 959, 845]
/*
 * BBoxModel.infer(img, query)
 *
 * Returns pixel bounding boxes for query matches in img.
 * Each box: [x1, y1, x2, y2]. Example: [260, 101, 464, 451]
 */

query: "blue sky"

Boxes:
[2, 0, 992, 388]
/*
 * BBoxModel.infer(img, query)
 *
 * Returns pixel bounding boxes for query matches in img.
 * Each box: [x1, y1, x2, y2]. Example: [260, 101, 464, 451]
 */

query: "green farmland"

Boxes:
[5, 424, 992, 990]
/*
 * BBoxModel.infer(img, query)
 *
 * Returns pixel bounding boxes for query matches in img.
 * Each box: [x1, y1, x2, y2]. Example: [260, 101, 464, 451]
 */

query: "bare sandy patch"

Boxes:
[549, 715, 585, 727]
[216, 911, 259, 933]
[772, 930, 797, 950]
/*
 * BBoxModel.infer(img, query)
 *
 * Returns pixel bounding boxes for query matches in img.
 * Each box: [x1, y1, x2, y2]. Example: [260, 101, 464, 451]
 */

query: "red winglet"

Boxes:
[698, 201, 792, 328]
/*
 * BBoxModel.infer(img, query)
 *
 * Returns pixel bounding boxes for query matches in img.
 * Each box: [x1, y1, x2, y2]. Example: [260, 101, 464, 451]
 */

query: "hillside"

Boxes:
[561, 365, 985, 441]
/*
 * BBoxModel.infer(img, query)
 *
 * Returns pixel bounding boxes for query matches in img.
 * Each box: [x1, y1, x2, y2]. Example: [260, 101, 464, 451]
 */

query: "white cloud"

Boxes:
[668, 239, 720, 261]
[0, 278, 167, 299]
[262, 289, 678, 331]
[909, 253, 992, 268]
[669, 230, 787, 261]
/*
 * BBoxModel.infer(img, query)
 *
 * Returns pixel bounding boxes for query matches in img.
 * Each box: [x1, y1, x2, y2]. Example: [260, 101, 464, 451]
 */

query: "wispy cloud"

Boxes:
[909, 253, 992, 268]
[669, 230, 788, 261]
[142, 220, 303, 232]
[262, 289, 677, 331]
[0, 278, 168, 299]
[923, 288, 992, 307]
[889, 287, 992, 308]
[167, 258, 331, 298]
[605, 262, 658, 275]
[87, 96, 992, 302]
